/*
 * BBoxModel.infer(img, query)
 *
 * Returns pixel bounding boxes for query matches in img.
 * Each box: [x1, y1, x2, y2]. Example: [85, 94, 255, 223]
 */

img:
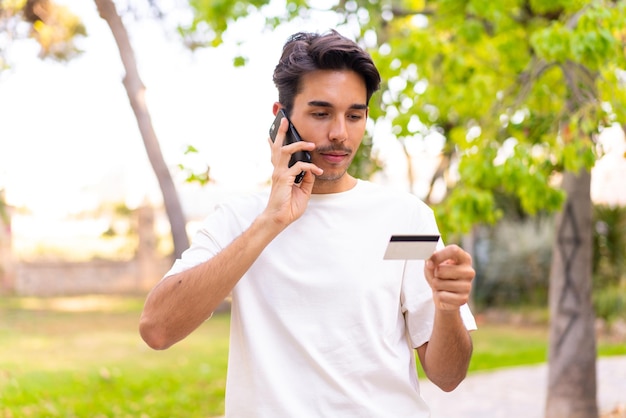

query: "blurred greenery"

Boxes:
[593, 204, 626, 290]
[471, 204, 626, 323]
[1, 296, 624, 417]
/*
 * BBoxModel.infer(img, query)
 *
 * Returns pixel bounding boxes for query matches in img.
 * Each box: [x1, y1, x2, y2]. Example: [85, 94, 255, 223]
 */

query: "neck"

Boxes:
[311, 175, 357, 195]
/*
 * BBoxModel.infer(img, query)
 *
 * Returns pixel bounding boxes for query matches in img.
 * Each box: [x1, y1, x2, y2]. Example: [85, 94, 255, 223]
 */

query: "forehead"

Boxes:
[295, 70, 367, 107]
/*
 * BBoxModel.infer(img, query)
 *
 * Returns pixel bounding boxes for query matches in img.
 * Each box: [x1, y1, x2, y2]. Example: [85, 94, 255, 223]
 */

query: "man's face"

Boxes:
[288, 69, 368, 193]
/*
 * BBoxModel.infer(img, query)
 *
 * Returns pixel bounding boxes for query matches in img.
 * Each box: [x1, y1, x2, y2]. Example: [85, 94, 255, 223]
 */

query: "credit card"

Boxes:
[383, 235, 440, 260]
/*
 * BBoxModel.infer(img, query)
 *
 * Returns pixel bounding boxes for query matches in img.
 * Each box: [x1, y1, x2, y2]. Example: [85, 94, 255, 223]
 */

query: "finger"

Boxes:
[268, 118, 289, 163]
[281, 138, 316, 155]
[429, 275, 472, 293]
[267, 119, 288, 167]
[279, 141, 316, 175]
[432, 290, 471, 311]
[428, 244, 472, 268]
[271, 135, 315, 174]
[430, 277, 473, 309]
[433, 262, 475, 281]
[290, 162, 323, 187]
[268, 117, 287, 145]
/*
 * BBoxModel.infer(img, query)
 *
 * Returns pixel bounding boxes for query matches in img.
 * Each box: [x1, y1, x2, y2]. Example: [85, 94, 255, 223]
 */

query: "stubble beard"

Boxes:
[313, 155, 355, 185]
[314, 167, 349, 183]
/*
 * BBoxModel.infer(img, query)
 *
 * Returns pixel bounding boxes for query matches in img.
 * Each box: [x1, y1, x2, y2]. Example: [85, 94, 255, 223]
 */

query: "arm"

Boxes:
[139, 118, 322, 350]
[417, 245, 475, 392]
[139, 214, 282, 350]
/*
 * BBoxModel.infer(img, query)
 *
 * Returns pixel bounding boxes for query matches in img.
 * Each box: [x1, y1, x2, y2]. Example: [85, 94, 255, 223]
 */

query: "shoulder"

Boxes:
[218, 188, 269, 211]
[209, 187, 269, 214]
[194, 188, 269, 230]
[357, 180, 433, 212]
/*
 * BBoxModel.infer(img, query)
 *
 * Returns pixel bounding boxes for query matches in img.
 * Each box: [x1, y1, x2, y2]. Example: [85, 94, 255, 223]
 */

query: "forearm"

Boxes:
[139, 213, 283, 350]
[420, 309, 473, 392]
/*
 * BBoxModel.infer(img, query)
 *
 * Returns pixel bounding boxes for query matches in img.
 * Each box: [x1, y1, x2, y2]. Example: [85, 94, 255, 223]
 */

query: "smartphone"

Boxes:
[383, 235, 440, 260]
[269, 109, 311, 184]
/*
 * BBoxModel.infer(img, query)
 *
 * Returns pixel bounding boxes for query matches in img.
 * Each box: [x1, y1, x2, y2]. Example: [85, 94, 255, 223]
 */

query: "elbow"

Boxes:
[424, 363, 468, 392]
[435, 374, 466, 392]
[139, 314, 174, 351]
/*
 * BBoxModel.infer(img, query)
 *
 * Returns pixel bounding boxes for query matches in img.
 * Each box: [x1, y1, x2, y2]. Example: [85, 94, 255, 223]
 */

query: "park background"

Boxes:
[1, 0, 626, 417]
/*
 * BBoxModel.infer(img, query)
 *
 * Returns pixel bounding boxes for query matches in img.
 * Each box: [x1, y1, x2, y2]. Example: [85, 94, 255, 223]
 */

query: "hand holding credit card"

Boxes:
[383, 235, 440, 260]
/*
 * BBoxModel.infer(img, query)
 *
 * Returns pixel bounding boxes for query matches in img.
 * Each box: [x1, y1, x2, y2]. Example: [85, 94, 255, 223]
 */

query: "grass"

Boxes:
[468, 323, 550, 372]
[0, 296, 229, 418]
[1, 296, 624, 417]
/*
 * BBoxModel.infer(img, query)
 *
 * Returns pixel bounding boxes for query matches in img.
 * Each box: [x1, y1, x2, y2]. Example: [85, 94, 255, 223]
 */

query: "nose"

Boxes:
[329, 116, 348, 142]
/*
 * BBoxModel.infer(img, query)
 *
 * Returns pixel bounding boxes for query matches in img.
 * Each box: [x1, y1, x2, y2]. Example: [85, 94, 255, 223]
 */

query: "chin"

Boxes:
[315, 169, 349, 182]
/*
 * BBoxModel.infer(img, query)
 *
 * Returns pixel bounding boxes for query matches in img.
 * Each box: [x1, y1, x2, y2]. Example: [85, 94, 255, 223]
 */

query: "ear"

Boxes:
[272, 102, 282, 116]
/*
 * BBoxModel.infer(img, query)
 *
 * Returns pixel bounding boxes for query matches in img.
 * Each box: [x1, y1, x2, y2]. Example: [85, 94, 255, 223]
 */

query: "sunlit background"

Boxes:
[1, 0, 625, 261]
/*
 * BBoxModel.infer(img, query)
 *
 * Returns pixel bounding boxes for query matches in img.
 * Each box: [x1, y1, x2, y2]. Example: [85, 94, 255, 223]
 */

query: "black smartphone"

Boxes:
[269, 109, 311, 184]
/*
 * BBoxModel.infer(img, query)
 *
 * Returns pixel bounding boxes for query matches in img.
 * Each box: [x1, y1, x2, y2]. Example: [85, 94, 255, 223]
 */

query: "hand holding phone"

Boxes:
[269, 109, 311, 184]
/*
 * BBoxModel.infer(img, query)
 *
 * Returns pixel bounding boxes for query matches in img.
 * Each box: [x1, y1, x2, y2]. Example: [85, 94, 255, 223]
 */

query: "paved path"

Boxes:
[419, 356, 626, 418]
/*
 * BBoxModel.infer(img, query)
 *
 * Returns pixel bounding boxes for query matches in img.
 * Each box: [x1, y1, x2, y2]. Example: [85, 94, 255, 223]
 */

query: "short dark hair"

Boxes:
[272, 30, 381, 114]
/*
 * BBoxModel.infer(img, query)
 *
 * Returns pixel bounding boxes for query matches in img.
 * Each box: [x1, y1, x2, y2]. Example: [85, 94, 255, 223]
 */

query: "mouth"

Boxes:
[318, 148, 351, 165]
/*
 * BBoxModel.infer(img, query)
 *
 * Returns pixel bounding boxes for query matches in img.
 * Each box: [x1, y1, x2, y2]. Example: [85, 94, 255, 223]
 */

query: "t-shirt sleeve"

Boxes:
[401, 258, 477, 348]
[163, 225, 224, 279]
[162, 194, 263, 279]
[401, 259, 436, 348]
[400, 202, 478, 348]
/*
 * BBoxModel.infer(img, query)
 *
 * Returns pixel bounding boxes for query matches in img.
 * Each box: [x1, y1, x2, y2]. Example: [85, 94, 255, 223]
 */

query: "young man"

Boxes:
[140, 30, 477, 417]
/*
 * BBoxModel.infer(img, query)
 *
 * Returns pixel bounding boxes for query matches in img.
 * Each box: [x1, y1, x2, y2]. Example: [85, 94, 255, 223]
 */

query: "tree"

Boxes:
[0, 0, 190, 259]
[94, 0, 189, 259]
[184, 1, 626, 416]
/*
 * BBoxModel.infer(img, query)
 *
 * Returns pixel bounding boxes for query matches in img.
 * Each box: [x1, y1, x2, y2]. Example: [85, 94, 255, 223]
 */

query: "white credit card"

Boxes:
[383, 235, 440, 260]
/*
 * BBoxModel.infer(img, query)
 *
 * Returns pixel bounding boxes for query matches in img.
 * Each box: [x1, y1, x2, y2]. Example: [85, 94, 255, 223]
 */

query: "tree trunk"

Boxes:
[94, 0, 189, 259]
[546, 169, 598, 418]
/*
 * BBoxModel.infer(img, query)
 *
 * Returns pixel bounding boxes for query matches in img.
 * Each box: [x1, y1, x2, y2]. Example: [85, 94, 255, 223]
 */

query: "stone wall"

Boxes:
[0, 204, 174, 296]
[14, 257, 171, 296]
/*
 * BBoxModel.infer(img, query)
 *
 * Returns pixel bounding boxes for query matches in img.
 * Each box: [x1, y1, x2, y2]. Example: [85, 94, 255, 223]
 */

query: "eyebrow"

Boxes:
[307, 100, 368, 110]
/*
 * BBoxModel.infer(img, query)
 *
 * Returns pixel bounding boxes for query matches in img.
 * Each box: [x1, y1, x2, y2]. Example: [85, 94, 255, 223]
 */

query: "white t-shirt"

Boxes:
[166, 180, 477, 417]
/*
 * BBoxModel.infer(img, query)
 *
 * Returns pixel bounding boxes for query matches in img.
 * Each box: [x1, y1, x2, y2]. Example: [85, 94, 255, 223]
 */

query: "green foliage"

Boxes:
[182, 0, 626, 237]
[531, 2, 626, 70]
[367, 0, 625, 236]
[436, 186, 501, 240]
[177, 145, 211, 186]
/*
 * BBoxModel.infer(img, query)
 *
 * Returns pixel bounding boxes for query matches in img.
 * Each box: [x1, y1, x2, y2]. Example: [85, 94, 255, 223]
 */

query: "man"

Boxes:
[140, 30, 477, 417]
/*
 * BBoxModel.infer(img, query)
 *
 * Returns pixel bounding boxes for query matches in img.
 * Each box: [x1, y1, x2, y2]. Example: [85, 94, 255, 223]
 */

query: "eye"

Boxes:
[348, 113, 364, 121]
[312, 111, 329, 118]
